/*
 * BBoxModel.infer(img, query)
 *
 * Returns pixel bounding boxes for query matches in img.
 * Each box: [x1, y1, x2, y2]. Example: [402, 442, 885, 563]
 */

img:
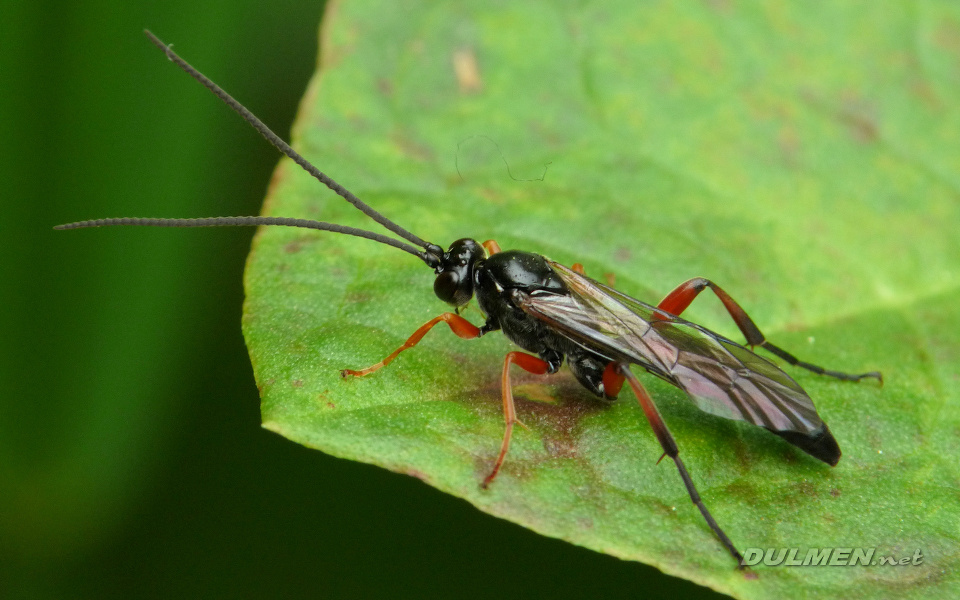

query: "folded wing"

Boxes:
[515, 261, 826, 437]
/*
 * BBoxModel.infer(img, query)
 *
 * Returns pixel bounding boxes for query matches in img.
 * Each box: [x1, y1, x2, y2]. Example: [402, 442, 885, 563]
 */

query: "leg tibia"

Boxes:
[341, 313, 481, 377]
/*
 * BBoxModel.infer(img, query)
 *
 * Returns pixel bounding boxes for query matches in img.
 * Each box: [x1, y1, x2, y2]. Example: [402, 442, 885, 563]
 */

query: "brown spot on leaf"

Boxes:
[460, 370, 610, 482]
[284, 237, 316, 254]
[406, 469, 429, 482]
[702, 0, 732, 13]
[516, 375, 610, 462]
[777, 125, 800, 167]
[910, 78, 942, 110]
[614, 246, 632, 262]
[453, 47, 483, 93]
[292, 379, 304, 388]
[344, 290, 372, 304]
[392, 132, 435, 161]
[512, 383, 560, 404]
[794, 479, 819, 500]
[934, 18, 960, 55]
[830, 487, 841, 497]
[723, 477, 759, 501]
[839, 100, 879, 143]
[799, 90, 880, 144]
[316, 391, 335, 410]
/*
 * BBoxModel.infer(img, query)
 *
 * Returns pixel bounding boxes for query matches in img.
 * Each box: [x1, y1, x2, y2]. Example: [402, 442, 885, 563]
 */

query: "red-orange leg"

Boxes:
[656, 278, 881, 383]
[340, 313, 481, 377]
[601, 362, 625, 398]
[619, 364, 748, 569]
[482, 351, 550, 489]
[482, 239, 501, 256]
[570, 263, 615, 286]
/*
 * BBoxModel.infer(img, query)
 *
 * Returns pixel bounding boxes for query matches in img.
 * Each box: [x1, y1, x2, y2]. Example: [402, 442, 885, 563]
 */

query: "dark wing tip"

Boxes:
[770, 423, 841, 466]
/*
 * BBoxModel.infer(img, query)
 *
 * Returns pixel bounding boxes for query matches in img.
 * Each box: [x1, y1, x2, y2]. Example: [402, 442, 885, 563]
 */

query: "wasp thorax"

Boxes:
[433, 238, 484, 306]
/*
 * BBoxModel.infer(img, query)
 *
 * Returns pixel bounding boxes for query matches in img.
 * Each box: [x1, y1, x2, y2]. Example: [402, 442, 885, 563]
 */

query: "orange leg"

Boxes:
[656, 278, 881, 383]
[570, 263, 615, 286]
[482, 351, 550, 488]
[603, 272, 616, 287]
[482, 239, 501, 256]
[619, 364, 748, 570]
[341, 313, 481, 377]
[601, 362, 625, 398]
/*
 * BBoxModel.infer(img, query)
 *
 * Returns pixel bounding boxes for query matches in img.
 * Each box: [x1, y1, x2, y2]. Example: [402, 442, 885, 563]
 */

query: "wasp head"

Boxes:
[432, 238, 484, 307]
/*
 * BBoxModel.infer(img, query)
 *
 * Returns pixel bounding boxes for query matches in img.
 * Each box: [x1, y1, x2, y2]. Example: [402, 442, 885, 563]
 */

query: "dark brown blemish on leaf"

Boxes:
[292, 379, 304, 388]
[790, 480, 820, 504]
[614, 246, 632, 262]
[316, 391, 335, 410]
[460, 370, 610, 482]
[513, 374, 610, 461]
[829, 487, 841, 497]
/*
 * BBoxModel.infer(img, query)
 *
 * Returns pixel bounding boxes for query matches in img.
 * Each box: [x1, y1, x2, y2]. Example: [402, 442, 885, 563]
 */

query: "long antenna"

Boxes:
[54, 217, 434, 263]
[142, 29, 442, 259]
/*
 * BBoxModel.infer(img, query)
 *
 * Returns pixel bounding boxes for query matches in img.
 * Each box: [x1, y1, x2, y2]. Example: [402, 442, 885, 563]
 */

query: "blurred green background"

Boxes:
[2, 1, 716, 598]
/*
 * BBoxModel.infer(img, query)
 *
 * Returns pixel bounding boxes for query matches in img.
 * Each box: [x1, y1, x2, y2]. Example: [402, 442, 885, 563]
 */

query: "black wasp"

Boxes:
[58, 31, 882, 569]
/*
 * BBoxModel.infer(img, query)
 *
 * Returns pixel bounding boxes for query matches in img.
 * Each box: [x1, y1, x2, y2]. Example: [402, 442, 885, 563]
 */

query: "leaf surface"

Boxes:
[245, 2, 960, 597]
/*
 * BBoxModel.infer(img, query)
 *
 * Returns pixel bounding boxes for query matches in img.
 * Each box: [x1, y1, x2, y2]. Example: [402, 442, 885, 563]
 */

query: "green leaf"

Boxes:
[244, 2, 960, 597]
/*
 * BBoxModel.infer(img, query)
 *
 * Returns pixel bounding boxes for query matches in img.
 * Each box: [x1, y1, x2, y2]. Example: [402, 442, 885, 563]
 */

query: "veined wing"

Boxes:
[515, 261, 825, 436]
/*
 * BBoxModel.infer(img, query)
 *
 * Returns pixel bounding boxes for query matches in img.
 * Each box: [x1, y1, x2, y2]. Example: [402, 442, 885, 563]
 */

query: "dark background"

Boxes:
[3, 2, 723, 598]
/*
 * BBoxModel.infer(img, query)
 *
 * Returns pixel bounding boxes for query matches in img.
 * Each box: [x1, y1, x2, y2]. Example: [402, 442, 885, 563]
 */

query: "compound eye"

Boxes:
[433, 271, 460, 304]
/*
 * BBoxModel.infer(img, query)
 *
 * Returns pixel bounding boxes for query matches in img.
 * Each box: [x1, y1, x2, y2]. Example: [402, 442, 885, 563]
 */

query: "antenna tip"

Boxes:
[143, 30, 171, 56]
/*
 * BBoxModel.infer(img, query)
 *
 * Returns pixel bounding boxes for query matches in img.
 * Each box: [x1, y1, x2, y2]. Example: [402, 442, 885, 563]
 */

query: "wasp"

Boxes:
[58, 31, 882, 569]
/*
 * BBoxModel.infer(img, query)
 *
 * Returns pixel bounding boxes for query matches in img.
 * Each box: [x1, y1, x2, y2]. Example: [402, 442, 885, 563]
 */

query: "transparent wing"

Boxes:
[515, 261, 825, 435]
